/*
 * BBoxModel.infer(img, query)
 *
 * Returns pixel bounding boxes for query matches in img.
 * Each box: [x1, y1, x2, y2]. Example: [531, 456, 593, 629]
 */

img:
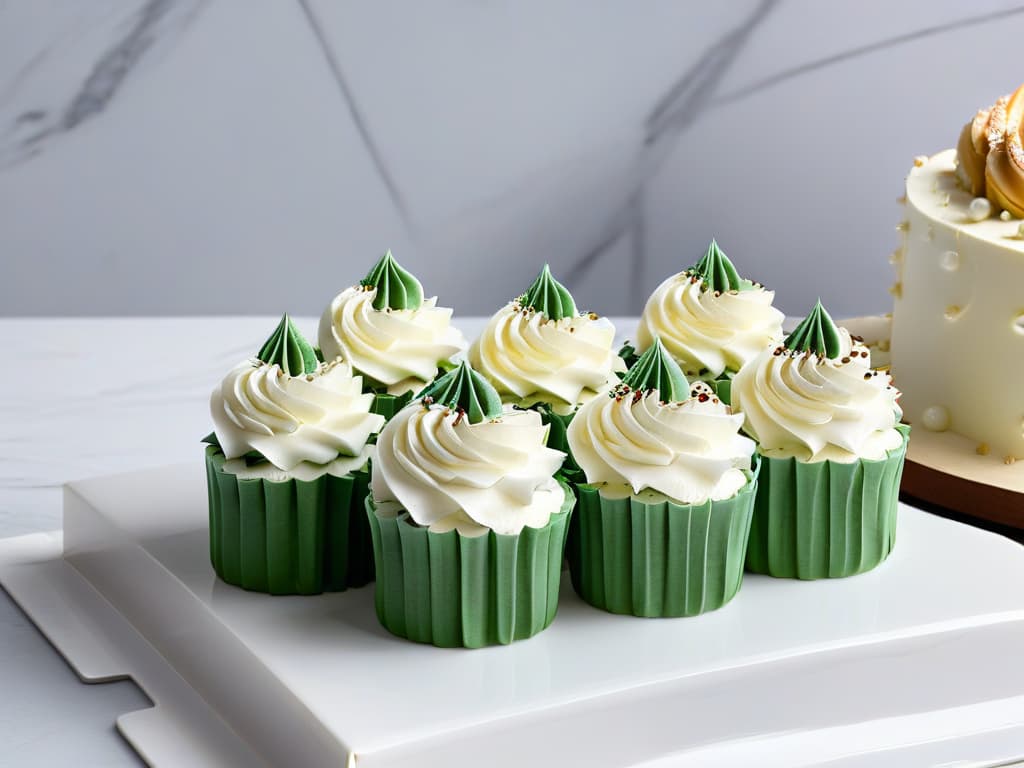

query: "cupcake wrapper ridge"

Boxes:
[567, 463, 759, 618]
[744, 424, 910, 579]
[366, 480, 574, 648]
[206, 446, 374, 595]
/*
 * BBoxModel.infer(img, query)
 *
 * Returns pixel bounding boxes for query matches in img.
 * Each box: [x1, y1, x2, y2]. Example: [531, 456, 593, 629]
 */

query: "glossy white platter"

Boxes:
[2, 461, 1024, 767]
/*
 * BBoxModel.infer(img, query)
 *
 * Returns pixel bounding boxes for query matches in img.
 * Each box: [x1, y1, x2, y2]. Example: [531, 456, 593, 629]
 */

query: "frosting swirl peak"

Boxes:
[689, 239, 750, 293]
[417, 360, 503, 425]
[621, 338, 689, 402]
[361, 250, 424, 311]
[783, 300, 842, 359]
[521, 264, 576, 321]
[256, 314, 319, 376]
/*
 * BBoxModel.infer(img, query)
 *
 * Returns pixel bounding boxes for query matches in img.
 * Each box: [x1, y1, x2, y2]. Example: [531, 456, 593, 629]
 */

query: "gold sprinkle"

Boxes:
[944, 305, 961, 320]
[896, 220, 910, 232]
[1004, 455, 1017, 465]
[977, 442, 990, 456]
[889, 282, 903, 298]
[897, 194, 907, 204]
[913, 155, 927, 167]
[878, 339, 891, 352]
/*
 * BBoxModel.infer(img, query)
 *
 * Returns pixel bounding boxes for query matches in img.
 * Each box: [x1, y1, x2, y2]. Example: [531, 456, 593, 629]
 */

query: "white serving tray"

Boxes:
[2, 462, 1024, 767]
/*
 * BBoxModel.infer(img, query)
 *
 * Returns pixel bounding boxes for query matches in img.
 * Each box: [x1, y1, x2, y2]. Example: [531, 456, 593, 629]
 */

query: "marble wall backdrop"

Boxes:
[1, 1, 1023, 318]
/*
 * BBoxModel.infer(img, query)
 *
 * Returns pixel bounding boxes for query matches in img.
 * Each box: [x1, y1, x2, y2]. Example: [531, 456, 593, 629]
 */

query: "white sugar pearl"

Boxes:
[968, 197, 993, 221]
[921, 405, 950, 432]
[940, 251, 959, 271]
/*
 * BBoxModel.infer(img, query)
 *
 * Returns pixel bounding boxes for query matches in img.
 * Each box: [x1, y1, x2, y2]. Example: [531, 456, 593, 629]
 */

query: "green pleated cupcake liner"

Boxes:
[206, 446, 374, 595]
[366, 480, 574, 648]
[370, 390, 414, 422]
[745, 424, 910, 580]
[567, 463, 759, 618]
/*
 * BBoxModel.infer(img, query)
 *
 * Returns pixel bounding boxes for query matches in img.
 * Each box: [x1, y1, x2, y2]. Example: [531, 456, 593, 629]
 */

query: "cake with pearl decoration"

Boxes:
[888, 82, 1024, 525]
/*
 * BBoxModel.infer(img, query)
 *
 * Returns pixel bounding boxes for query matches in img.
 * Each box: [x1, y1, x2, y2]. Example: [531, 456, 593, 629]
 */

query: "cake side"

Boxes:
[891, 149, 1024, 461]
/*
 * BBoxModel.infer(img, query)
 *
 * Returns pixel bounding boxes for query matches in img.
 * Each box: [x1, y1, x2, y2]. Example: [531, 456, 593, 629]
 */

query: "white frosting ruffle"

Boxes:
[468, 304, 625, 414]
[371, 404, 566, 536]
[211, 359, 384, 471]
[567, 384, 755, 505]
[318, 286, 466, 395]
[637, 274, 784, 379]
[730, 330, 903, 463]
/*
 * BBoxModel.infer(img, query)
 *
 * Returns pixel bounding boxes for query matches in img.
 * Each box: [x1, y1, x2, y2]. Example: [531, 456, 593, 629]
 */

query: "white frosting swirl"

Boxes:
[637, 274, 784, 378]
[730, 330, 903, 463]
[468, 304, 626, 414]
[371, 404, 566, 536]
[211, 359, 384, 474]
[567, 383, 755, 505]
[318, 286, 466, 395]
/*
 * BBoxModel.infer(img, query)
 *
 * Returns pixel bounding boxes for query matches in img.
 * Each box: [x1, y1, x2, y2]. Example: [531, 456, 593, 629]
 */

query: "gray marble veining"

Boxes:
[2, 3, 1024, 320]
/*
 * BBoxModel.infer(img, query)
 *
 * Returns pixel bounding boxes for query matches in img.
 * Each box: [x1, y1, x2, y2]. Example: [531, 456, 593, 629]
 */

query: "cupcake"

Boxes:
[566, 339, 759, 618]
[205, 315, 385, 594]
[634, 239, 784, 402]
[468, 264, 626, 479]
[318, 250, 466, 420]
[366, 361, 574, 648]
[730, 300, 909, 579]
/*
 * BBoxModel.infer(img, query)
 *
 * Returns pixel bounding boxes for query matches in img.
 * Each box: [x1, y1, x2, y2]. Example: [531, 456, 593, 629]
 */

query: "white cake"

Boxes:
[890, 85, 1024, 462]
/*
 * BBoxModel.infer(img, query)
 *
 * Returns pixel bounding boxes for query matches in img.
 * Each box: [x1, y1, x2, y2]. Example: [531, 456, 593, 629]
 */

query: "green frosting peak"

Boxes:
[361, 250, 424, 311]
[417, 360, 503, 424]
[621, 338, 689, 402]
[256, 315, 319, 376]
[520, 264, 577, 321]
[784, 300, 843, 358]
[687, 239, 751, 293]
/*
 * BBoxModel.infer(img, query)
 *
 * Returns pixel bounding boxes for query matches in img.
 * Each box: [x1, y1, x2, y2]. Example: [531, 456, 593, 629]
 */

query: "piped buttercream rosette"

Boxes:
[370, 361, 568, 536]
[730, 301, 903, 463]
[210, 315, 384, 477]
[567, 338, 755, 505]
[469, 264, 626, 414]
[636, 240, 784, 379]
[318, 251, 466, 396]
